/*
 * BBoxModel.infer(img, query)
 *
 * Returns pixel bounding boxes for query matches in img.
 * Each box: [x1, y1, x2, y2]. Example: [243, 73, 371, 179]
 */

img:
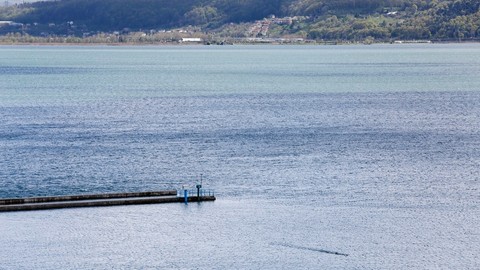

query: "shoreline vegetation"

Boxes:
[1, 0, 479, 45]
[1, 41, 477, 46]
[0, 35, 478, 46]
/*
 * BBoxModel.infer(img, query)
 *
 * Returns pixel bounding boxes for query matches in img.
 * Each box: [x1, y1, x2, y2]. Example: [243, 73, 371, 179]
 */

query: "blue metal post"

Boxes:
[184, 189, 188, 205]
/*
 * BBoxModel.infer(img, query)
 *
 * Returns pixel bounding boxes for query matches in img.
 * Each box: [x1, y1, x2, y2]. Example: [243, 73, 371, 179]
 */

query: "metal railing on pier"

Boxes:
[177, 189, 215, 198]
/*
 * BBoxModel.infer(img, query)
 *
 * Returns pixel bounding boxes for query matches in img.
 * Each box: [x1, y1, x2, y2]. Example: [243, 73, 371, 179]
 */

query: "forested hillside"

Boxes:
[2, 0, 284, 30]
[1, 0, 479, 42]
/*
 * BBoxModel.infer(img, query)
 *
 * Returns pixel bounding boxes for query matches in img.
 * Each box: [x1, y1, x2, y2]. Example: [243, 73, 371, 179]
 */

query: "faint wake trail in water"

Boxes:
[271, 242, 349, 257]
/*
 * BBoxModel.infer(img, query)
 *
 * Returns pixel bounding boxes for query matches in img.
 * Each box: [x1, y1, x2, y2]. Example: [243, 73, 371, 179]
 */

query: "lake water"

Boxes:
[0, 44, 479, 269]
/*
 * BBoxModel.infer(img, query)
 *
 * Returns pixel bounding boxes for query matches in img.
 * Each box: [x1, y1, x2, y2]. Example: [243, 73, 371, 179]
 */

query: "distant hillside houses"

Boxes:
[270, 15, 294, 25]
[248, 16, 304, 37]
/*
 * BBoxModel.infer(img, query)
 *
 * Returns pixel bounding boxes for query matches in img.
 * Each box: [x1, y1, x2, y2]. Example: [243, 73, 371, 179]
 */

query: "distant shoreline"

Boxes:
[1, 41, 479, 46]
[1, 36, 480, 47]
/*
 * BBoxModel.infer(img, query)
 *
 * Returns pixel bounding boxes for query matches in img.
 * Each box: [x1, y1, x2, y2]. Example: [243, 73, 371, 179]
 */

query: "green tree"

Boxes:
[184, 6, 223, 26]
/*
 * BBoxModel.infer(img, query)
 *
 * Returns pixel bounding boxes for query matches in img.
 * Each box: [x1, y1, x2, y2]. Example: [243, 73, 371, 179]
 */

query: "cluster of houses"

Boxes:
[248, 20, 271, 37]
[247, 15, 305, 37]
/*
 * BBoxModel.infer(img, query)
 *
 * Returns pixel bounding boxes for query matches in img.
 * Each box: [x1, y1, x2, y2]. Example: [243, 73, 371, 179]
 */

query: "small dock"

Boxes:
[0, 190, 215, 212]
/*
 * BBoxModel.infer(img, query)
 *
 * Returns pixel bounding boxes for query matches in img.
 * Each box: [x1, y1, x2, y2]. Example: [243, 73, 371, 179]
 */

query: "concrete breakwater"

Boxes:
[0, 190, 216, 212]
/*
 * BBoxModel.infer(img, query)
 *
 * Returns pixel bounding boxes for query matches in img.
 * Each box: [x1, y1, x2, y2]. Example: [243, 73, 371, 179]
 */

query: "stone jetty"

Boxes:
[0, 190, 215, 212]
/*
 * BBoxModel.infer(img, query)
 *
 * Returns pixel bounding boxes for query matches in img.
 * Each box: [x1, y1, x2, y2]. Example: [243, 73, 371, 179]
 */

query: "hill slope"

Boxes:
[1, 0, 479, 42]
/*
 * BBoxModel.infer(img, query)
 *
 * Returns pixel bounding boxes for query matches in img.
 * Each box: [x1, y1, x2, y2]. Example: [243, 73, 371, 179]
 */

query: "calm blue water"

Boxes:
[1, 44, 479, 269]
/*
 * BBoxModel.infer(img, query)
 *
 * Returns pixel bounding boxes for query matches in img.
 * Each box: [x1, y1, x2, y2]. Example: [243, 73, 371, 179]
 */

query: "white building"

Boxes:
[0, 21, 23, 27]
[0, 21, 13, 26]
[181, 38, 203, 43]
